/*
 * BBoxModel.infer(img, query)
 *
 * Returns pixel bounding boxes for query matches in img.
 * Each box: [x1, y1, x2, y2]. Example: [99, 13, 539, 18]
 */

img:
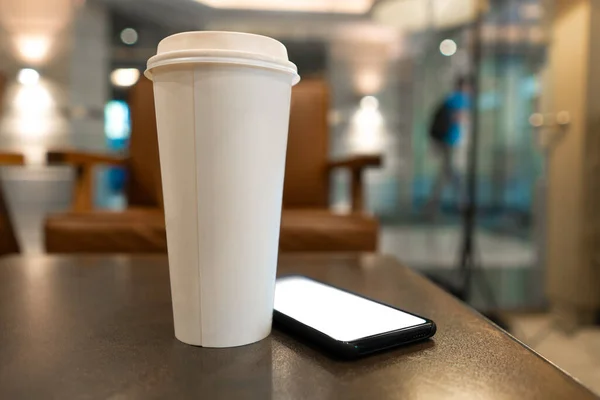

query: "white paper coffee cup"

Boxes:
[145, 31, 300, 347]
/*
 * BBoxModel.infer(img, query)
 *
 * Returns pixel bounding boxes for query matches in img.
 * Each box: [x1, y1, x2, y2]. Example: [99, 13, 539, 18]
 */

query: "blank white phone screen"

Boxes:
[274, 276, 426, 342]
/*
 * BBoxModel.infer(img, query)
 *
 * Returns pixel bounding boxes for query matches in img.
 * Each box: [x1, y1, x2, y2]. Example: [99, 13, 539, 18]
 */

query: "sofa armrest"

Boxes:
[47, 150, 127, 166]
[0, 152, 25, 165]
[327, 155, 382, 171]
[47, 150, 128, 212]
[327, 155, 382, 212]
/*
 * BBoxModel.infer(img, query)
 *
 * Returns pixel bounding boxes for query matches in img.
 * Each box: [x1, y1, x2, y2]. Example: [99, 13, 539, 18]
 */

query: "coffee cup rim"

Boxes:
[145, 48, 299, 84]
[145, 31, 300, 84]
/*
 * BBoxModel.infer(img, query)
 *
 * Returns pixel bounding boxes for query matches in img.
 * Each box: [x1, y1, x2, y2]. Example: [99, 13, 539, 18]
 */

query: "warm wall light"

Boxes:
[355, 70, 383, 96]
[0, 0, 74, 65]
[110, 69, 140, 87]
[17, 68, 40, 86]
[350, 99, 384, 154]
[15, 36, 51, 65]
[196, 0, 374, 13]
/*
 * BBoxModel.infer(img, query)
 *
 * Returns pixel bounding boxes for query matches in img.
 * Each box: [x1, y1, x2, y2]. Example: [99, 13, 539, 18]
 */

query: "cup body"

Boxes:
[149, 32, 298, 347]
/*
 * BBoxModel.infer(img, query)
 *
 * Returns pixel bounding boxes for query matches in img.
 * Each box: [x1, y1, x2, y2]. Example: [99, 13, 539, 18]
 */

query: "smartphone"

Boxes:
[273, 275, 436, 359]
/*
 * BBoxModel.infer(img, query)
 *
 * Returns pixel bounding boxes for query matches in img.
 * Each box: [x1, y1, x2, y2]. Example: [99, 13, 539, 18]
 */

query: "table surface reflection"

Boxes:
[0, 254, 594, 399]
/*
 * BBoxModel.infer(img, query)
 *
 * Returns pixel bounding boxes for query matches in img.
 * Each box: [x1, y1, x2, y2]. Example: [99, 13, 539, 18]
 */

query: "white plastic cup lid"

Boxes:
[145, 31, 300, 84]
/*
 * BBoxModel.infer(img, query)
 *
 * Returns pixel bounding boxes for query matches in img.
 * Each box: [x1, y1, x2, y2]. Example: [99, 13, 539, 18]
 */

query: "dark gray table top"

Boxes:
[0, 254, 595, 399]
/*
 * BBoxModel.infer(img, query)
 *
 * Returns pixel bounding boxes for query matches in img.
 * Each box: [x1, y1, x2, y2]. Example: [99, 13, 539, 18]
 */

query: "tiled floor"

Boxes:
[506, 313, 600, 396]
[381, 226, 600, 395]
[380, 225, 545, 309]
[380, 225, 535, 269]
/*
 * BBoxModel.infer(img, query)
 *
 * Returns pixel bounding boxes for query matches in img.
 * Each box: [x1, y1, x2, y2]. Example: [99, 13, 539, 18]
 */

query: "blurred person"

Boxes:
[425, 76, 471, 218]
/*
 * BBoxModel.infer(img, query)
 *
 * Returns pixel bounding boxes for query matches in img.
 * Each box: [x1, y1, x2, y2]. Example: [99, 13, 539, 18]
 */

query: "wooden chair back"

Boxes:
[282, 79, 330, 209]
[127, 77, 163, 208]
[126, 78, 330, 210]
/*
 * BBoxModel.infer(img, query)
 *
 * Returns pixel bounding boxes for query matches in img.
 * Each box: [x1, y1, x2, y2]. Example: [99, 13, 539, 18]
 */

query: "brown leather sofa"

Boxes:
[44, 78, 381, 253]
[0, 152, 25, 256]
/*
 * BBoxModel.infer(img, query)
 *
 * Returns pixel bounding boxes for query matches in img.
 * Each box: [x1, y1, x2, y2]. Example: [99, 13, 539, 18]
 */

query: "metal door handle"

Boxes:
[529, 111, 571, 128]
[530, 111, 570, 151]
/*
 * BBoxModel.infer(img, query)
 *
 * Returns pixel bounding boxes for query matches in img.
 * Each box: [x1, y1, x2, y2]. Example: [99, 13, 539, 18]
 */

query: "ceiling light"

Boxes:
[110, 68, 140, 87]
[196, 0, 374, 14]
[120, 28, 138, 45]
[373, 0, 476, 31]
[17, 68, 40, 86]
[439, 39, 457, 56]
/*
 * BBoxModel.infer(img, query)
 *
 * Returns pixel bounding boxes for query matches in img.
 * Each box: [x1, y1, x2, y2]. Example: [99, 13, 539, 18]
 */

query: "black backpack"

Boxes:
[429, 100, 451, 142]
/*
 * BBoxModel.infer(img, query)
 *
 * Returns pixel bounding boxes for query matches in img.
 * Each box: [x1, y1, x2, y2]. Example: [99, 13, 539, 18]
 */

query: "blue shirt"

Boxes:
[444, 91, 470, 146]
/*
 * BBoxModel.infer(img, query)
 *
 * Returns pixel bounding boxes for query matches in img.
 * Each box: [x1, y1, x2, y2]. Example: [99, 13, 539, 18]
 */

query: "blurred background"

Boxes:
[1, 0, 599, 392]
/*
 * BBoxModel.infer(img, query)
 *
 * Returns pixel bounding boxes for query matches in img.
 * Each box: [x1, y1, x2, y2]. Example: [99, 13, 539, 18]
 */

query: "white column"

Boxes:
[69, 1, 109, 151]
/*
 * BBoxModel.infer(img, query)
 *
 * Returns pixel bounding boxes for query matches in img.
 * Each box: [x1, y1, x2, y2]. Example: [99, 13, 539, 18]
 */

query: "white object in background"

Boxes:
[17, 68, 40, 86]
[439, 39, 457, 56]
[120, 28, 138, 45]
[145, 31, 300, 348]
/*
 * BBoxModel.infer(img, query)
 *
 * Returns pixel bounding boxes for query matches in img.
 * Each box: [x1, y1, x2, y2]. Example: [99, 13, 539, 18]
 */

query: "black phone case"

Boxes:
[273, 276, 437, 359]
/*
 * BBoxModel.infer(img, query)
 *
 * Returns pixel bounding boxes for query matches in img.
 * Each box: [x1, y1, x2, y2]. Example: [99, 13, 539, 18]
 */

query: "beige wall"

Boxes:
[584, 0, 600, 277]
[546, 0, 600, 315]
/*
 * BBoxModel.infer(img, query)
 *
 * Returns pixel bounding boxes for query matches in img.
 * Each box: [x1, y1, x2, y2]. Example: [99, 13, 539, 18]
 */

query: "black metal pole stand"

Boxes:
[457, 2, 508, 330]
[458, 1, 484, 301]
